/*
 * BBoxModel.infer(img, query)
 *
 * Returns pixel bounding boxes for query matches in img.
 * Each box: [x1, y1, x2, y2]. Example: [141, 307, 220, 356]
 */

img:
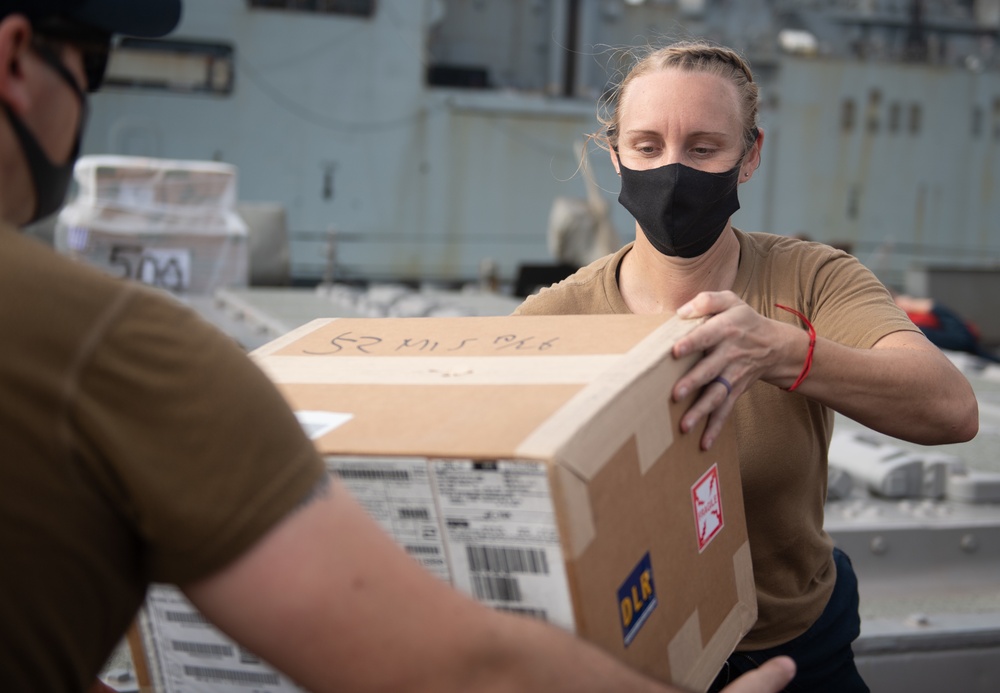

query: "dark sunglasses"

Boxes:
[31, 16, 112, 92]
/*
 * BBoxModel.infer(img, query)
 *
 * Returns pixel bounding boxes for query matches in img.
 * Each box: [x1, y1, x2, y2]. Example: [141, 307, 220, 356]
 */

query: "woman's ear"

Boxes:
[740, 127, 764, 182]
[610, 148, 621, 176]
[0, 14, 35, 118]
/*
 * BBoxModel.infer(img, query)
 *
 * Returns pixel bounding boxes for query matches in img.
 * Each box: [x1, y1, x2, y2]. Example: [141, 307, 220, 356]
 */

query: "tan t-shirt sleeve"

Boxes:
[739, 234, 919, 348]
[72, 289, 325, 585]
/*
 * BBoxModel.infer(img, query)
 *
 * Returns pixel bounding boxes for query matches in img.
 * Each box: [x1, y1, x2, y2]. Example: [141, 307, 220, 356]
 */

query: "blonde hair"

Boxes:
[595, 40, 759, 157]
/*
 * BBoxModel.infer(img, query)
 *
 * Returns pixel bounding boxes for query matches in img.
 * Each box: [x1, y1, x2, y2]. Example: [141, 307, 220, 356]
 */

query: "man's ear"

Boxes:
[0, 14, 34, 118]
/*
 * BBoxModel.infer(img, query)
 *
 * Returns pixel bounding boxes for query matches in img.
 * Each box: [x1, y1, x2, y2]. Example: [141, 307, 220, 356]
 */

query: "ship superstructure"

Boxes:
[74, 0, 1000, 295]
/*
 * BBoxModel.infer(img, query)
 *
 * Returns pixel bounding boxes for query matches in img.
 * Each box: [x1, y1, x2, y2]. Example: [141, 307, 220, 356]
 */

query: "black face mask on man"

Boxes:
[1, 40, 87, 225]
[617, 159, 742, 258]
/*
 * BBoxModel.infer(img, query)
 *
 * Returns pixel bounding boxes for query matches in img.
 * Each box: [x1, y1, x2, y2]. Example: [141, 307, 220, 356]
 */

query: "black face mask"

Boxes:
[617, 160, 742, 258]
[2, 41, 88, 225]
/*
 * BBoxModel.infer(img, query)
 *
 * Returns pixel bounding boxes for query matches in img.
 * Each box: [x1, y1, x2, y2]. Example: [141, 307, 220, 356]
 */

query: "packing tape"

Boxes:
[667, 540, 758, 692]
[552, 465, 594, 563]
[251, 318, 338, 356]
[253, 353, 621, 385]
[516, 317, 703, 558]
[254, 316, 700, 391]
[515, 319, 698, 474]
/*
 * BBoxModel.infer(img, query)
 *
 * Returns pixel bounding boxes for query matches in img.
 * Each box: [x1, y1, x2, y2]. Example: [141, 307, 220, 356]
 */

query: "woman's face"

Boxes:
[613, 67, 749, 176]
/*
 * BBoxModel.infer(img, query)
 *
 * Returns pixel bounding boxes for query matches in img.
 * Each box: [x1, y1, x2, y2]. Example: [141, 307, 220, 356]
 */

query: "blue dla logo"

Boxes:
[617, 551, 658, 647]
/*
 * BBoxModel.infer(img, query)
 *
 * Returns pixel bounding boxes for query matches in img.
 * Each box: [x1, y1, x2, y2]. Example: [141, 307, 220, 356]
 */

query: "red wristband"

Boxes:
[775, 303, 815, 392]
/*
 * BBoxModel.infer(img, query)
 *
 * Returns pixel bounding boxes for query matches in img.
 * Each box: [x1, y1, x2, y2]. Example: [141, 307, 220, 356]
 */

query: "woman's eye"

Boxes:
[629, 141, 661, 155]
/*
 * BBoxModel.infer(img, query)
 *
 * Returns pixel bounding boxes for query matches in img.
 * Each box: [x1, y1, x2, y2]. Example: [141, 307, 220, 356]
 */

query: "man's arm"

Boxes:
[184, 477, 793, 693]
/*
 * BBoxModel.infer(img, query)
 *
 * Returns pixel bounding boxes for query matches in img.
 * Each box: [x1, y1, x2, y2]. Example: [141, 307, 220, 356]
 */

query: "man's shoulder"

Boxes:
[2, 225, 127, 299]
[0, 224, 209, 349]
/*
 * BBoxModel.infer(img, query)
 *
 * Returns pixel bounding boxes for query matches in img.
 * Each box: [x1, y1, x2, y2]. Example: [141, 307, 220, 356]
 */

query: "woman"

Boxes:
[515, 40, 978, 692]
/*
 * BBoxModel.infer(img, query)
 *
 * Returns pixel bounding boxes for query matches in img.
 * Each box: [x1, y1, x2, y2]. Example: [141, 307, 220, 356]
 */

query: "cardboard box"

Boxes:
[251, 313, 756, 691]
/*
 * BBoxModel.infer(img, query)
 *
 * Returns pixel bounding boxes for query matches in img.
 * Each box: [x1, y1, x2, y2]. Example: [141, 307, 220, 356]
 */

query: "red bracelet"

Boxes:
[775, 303, 815, 392]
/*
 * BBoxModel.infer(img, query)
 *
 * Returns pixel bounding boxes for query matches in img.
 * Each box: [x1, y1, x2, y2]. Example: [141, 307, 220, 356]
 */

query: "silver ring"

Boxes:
[712, 376, 732, 397]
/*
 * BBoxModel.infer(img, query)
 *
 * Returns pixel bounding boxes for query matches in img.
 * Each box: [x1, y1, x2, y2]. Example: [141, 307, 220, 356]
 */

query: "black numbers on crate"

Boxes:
[109, 245, 186, 292]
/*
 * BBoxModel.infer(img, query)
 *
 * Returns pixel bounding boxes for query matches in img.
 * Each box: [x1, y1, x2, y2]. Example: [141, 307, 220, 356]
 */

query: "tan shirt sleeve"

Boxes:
[72, 288, 325, 585]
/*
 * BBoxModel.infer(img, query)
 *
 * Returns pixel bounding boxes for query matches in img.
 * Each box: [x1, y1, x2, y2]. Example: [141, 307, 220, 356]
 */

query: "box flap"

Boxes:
[252, 314, 701, 463]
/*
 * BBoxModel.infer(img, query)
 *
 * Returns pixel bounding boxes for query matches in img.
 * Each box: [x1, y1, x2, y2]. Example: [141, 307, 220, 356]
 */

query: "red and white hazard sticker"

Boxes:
[691, 463, 724, 552]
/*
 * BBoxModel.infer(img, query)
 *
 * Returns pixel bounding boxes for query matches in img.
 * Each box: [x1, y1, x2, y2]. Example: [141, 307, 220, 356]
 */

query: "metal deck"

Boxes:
[826, 355, 1000, 691]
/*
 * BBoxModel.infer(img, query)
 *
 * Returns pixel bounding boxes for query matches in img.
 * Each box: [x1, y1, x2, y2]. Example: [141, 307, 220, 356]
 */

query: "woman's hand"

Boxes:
[670, 291, 809, 450]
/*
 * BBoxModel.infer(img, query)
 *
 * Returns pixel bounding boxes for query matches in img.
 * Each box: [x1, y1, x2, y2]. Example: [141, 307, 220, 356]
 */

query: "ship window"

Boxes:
[888, 102, 901, 134]
[103, 38, 234, 95]
[908, 103, 922, 135]
[866, 89, 881, 134]
[841, 99, 855, 133]
[247, 0, 375, 17]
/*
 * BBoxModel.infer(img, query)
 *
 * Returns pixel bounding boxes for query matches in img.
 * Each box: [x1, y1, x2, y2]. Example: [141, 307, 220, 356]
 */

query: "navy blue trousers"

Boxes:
[708, 548, 869, 693]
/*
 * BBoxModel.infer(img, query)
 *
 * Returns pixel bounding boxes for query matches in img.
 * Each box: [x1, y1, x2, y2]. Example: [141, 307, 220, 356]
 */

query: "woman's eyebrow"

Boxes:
[621, 128, 731, 139]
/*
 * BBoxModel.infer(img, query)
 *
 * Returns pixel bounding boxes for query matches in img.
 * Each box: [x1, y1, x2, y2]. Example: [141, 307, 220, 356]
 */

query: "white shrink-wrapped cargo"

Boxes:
[56, 155, 249, 296]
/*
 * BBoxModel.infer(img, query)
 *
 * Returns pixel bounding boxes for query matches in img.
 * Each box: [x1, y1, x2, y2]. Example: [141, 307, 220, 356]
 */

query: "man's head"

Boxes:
[0, 0, 181, 225]
[0, 0, 181, 40]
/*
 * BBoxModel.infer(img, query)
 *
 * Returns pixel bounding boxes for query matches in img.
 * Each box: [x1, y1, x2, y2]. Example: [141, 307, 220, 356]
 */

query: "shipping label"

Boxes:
[141, 585, 304, 692]
[327, 456, 451, 582]
[429, 460, 575, 631]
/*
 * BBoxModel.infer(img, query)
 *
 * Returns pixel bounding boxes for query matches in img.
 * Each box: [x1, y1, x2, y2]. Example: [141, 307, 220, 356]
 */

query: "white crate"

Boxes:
[56, 156, 248, 295]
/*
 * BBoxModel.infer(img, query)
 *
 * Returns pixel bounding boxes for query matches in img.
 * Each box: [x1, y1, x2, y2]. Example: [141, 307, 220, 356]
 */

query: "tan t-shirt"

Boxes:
[516, 229, 919, 649]
[0, 225, 325, 691]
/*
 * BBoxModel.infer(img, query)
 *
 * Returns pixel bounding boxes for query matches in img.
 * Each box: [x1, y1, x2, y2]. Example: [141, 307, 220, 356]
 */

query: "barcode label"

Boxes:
[144, 585, 307, 692]
[404, 544, 440, 555]
[336, 468, 410, 482]
[239, 648, 261, 665]
[182, 665, 280, 686]
[472, 574, 523, 602]
[495, 605, 549, 621]
[328, 457, 451, 584]
[165, 610, 208, 625]
[467, 545, 549, 575]
[171, 641, 233, 657]
[431, 460, 575, 632]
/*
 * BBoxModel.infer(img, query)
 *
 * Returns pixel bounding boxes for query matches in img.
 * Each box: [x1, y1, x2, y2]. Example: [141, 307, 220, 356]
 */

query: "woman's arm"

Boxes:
[671, 291, 978, 450]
